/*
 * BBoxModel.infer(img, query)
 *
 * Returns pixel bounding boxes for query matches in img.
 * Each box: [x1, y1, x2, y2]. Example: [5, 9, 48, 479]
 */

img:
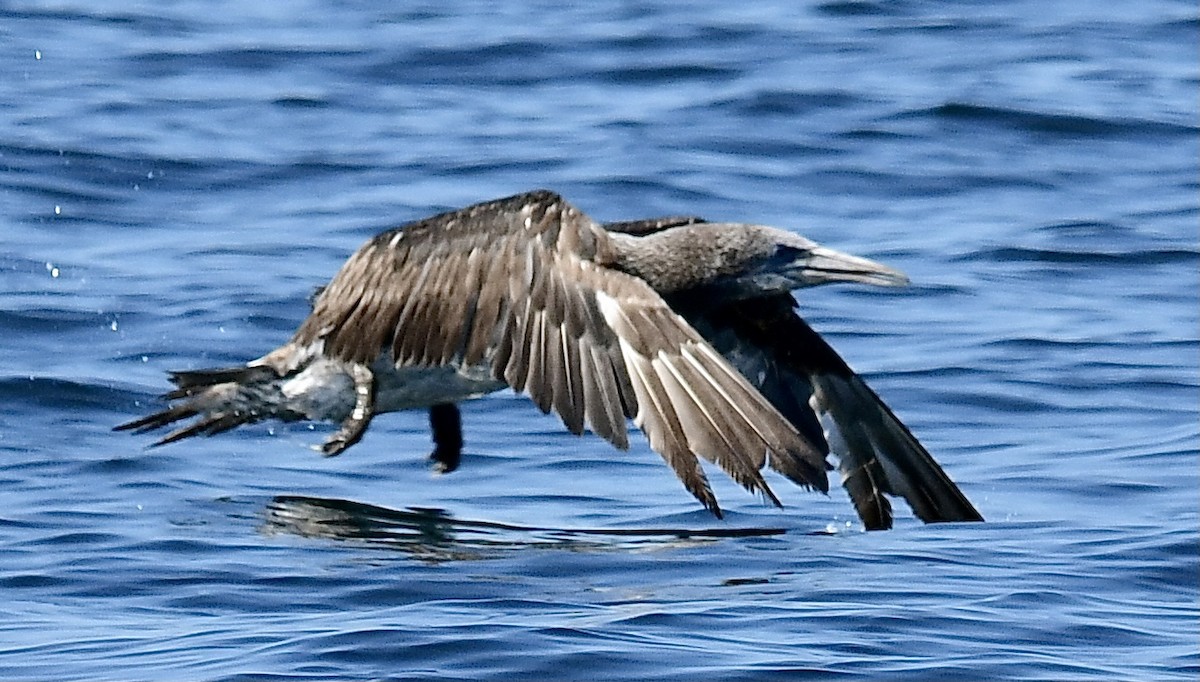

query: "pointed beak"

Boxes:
[800, 245, 910, 288]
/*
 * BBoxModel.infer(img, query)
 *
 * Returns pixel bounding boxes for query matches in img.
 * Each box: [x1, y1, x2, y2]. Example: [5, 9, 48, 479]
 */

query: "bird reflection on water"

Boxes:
[260, 495, 801, 560]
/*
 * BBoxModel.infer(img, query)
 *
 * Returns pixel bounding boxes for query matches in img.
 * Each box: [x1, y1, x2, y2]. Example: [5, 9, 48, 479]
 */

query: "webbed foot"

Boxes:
[320, 364, 375, 457]
[428, 403, 462, 473]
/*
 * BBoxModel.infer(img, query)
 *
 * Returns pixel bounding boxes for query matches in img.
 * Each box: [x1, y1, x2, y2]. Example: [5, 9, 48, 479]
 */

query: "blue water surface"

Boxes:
[2, 1, 1197, 680]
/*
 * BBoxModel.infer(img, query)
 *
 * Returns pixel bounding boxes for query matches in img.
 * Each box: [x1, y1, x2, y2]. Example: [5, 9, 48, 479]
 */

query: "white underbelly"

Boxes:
[277, 351, 507, 421]
[371, 359, 507, 412]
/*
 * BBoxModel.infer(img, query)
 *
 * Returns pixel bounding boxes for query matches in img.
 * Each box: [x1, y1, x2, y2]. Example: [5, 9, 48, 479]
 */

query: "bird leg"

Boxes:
[428, 403, 463, 473]
[321, 364, 375, 456]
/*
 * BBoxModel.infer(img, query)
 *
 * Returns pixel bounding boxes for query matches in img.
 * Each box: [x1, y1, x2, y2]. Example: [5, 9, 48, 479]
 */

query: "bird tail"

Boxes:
[114, 365, 290, 446]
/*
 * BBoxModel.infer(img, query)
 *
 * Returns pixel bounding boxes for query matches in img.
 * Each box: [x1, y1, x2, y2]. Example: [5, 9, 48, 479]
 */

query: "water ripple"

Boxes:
[907, 102, 1200, 138]
[2, 2, 1196, 681]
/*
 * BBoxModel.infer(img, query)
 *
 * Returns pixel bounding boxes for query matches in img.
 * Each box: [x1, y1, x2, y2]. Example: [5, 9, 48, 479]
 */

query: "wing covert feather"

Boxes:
[294, 191, 829, 514]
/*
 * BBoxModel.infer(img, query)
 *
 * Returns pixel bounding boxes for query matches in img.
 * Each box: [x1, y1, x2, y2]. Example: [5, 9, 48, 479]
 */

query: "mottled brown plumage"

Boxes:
[287, 191, 828, 514]
[117, 189, 982, 528]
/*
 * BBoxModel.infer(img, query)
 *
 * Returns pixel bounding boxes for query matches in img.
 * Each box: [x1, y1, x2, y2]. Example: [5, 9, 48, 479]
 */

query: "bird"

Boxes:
[116, 189, 983, 530]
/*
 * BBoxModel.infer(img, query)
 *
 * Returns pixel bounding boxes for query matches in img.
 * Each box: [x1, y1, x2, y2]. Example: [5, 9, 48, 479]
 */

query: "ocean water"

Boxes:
[2, 1, 1197, 680]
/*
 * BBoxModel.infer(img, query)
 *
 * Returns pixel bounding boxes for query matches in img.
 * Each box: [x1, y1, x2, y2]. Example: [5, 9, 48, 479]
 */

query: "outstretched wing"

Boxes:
[603, 215, 707, 235]
[673, 293, 982, 529]
[293, 190, 828, 516]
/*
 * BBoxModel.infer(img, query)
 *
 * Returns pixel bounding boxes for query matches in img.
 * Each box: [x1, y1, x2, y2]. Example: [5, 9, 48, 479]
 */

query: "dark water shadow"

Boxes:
[260, 495, 807, 560]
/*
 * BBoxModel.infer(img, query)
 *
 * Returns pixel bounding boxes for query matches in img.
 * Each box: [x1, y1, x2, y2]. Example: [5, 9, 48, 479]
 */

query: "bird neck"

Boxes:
[602, 224, 790, 295]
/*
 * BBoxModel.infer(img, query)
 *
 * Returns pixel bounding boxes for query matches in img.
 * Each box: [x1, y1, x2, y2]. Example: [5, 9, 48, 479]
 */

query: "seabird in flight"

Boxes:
[116, 190, 983, 530]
